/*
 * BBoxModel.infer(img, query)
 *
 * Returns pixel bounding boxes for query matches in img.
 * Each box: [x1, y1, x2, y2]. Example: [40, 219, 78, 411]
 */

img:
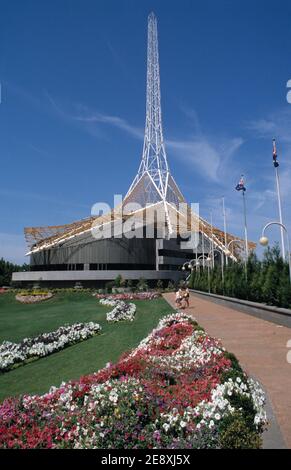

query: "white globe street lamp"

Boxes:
[260, 221, 291, 284]
[259, 236, 269, 247]
[227, 239, 248, 280]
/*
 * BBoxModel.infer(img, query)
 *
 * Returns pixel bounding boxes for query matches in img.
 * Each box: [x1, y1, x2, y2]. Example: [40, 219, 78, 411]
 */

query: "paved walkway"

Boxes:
[163, 292, 291, 448]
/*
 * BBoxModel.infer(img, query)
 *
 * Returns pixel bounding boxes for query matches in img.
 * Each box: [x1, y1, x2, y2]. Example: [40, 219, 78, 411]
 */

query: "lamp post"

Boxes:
[186, 258, 201, 272]
[193, 255, 212, 293]
[195, 254, 209, 271]
[181, 261, 195, 282]
[197, 255, 211, 293]
[201, 230, 205, 268]
[222, 197, 228, 266]
[206, 250, 225, 293]
[259, 221, 291, 284]
[213, 249, 225, 286]
[227, 239, 247, 280]
[206, 255, 211, 293]
[182, 262, 189, 272]
[210, 212, 215, 269]
[182, 255, 209, 284]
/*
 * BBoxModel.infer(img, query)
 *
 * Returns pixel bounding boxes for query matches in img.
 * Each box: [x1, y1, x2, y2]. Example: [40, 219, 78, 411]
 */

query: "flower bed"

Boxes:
[99, 297, 119, 307]
[99, 298, 136, 322]
[16, 293, 53, 304]
[95, 292, 160, 301]
[0, 322, 102, 373]
[0, 313, 267, 448]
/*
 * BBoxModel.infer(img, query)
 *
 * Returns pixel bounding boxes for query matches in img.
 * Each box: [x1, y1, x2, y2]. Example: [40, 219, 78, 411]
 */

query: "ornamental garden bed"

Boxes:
[0, 312, 267, 449]
[0, 322, 102, 373]
[16, 292, 54, 303]
[95, 292, 161, 301]
[99, 298, 136, 322]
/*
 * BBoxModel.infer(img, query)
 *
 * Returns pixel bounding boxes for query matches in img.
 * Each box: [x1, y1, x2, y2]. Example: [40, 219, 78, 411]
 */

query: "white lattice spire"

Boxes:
[124, 12, 185, 217]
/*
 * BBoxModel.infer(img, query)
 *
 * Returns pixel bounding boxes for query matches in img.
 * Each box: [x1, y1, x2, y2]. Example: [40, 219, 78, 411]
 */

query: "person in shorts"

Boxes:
[183, 286, 190, 308]
[175, 289, 183, 308]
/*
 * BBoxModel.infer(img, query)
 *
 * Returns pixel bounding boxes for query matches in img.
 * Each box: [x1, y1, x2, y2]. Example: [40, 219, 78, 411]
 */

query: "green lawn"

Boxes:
[0, 292, 173, 402]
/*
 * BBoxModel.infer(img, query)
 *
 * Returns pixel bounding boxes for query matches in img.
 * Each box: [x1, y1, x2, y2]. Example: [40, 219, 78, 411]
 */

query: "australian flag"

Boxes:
[235, 175, 246, 192]
[273, 138, 279, 167]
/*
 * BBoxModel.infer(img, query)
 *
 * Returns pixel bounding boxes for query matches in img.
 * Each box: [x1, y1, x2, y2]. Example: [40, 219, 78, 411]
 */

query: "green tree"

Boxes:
[0, 258, 29, 286]
[188, 245, 291, 309]
[114, 275, 123, 288]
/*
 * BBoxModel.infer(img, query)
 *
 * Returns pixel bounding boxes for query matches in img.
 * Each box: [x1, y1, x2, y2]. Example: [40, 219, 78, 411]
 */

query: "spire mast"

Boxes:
[125, 12, 182, 213]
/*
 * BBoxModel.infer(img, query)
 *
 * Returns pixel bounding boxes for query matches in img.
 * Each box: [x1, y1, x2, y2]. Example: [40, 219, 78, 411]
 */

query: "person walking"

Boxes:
[183, 286, 190, 308]
[175, 288, 183, 308]
[180, 286, 189, 309]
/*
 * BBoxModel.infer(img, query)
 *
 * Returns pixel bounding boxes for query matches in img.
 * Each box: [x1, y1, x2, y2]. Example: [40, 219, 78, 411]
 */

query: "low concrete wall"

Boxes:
[12, 270, 184, 283]
[190, 289, 291, 328]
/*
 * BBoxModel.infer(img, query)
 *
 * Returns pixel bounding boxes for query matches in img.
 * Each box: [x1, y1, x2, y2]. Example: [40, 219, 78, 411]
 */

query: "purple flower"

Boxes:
[153, 430, 161, 441]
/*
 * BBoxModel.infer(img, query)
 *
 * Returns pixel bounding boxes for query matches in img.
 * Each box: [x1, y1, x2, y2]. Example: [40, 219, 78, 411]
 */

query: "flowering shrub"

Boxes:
[99, 298, 136, 322]
[0, 322, 102, 373]
[0, 312, 267, 448]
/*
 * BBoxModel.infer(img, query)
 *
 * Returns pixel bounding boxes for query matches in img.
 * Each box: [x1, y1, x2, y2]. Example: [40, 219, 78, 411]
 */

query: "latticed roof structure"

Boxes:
[25, 12, 255, 260]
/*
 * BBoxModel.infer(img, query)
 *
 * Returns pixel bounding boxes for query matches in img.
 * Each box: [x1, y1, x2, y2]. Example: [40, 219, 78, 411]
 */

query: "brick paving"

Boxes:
[163, 292, 291, 448]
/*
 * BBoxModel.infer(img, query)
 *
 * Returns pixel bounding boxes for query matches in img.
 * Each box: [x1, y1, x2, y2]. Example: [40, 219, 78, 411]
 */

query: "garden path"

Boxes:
[163, 292, 291, 448]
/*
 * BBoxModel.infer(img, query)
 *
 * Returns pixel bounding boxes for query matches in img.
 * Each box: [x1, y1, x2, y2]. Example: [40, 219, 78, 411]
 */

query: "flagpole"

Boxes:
[275, 166, 285, 259]
[242, 189, 249, 260]
[222, 197, 228, 266]
[210, 211, 214, 269]
[273, 139, 286, 260]
[202, 230, 205, 269]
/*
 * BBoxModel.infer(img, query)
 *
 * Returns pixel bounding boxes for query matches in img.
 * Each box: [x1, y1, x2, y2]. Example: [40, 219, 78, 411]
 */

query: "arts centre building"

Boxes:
[13, 13, 253, 288]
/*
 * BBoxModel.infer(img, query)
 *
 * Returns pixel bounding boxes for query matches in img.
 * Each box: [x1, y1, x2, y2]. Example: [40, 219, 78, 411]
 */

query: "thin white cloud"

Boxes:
[247, 108, 291, 144]
[167, 136, 244, 183]
[46, 93, 144, 140]
[73, 112, 144, 139]
[167, 138, 221, 182]
[166, 107, 244, 183]
[247, 119, 276, 136]
[46, 96, 244, 183]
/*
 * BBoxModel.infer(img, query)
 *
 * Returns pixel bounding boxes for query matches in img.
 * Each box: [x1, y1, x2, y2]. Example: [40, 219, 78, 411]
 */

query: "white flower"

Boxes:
[163, 423, 170, 432]
[0, 322, 101, 372]
[4, 310, 267, 449]
[109, 391, 118, 403]
[102, 299, 136, 323]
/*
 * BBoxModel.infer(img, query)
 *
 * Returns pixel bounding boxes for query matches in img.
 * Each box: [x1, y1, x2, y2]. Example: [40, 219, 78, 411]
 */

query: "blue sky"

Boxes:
[1, 0, 291, 263]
